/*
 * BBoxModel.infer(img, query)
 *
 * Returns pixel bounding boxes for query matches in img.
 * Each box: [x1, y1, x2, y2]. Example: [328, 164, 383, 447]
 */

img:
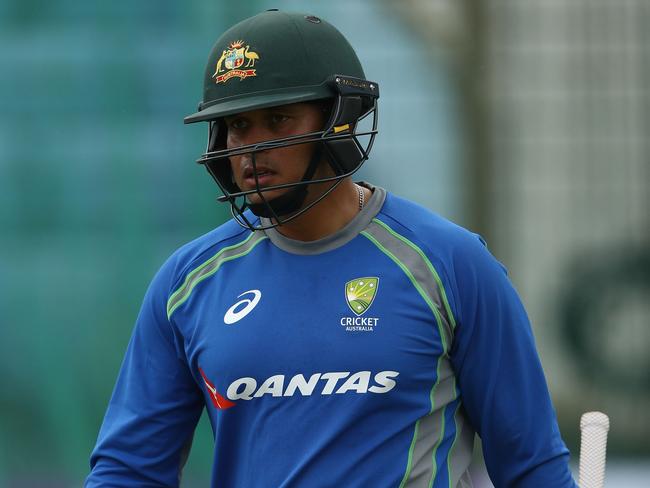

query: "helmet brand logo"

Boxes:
[212, 40, 259, 84]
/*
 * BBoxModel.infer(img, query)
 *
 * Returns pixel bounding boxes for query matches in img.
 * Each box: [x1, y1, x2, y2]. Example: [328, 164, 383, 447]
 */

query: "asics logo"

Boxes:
[224, 289, 261, 324]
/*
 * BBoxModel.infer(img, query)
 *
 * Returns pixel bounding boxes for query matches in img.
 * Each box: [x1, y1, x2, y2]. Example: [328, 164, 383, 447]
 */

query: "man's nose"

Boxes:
[238, 125, 272, 147]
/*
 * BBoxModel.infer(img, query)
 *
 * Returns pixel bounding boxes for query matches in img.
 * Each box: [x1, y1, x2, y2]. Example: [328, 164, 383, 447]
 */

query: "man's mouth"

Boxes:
[243, 167, 274, 178]
[242, 166, 276, 187]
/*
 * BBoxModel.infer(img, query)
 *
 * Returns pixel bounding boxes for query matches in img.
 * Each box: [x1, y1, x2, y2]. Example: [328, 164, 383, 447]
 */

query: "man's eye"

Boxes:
[227, 119, 247, 130]
[270, 114, 289, 125]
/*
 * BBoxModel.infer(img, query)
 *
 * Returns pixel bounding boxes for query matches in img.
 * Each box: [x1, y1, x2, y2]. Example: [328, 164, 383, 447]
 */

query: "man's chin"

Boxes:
[245, 188, 289, 206]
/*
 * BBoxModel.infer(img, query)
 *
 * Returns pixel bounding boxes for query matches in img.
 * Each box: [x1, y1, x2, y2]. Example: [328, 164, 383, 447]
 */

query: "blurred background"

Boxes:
[1, 0, 648, 486]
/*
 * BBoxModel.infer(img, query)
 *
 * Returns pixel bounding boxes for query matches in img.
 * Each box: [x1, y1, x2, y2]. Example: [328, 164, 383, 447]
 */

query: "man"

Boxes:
[87, 10, 577, 487]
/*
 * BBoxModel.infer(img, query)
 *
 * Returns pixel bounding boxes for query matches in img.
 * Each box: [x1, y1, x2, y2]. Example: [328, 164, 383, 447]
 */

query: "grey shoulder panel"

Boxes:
[167, 231, 267, 318]
[361, 218, 455, 352]
[360, 218, 474, 487]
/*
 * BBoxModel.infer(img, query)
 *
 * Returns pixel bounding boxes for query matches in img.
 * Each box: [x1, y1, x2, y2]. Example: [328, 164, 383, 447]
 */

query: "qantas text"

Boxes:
[226, 370, 399, 401]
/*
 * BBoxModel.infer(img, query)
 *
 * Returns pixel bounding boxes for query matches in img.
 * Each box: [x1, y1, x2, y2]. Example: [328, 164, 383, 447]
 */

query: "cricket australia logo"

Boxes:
[212, 40, 260, 84]
[341, 277, 380, 332]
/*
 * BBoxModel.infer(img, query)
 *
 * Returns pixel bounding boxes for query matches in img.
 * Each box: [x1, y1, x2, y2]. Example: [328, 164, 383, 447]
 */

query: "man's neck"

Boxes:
[271, 180, 368, 242]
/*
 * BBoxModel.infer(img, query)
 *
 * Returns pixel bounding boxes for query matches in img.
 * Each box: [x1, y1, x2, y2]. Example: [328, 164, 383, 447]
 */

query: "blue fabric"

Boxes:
[86, 192, 576, 487]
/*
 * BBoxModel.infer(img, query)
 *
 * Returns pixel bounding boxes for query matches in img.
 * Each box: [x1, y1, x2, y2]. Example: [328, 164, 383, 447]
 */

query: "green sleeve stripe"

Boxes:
[446, 398, 462, 488]
[360, 230, 447, 351]
[367, 218, 475, 486]
[167, 232, 256, 311]
[371, 218, 457, 330]
[426, 356, 448, 488]
[360, 220, 453, 353]
[398, 419, 421, 488]
[398, 355, 458, 488]
[446, 382, 475, 486]
[361, 219, 467, 487]
[427, 413, 446, 488]
[167, 232, 257, 305]
[166, 232, 267, 319]
[361, 228, 452, 488]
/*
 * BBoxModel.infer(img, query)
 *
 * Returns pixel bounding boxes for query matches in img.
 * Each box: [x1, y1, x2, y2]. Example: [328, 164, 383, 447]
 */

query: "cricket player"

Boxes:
[86, 10, 577, 487]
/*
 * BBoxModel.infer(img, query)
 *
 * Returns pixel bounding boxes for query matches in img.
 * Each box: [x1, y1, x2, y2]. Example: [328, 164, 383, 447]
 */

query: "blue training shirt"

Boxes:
[87, 185, 576, 487]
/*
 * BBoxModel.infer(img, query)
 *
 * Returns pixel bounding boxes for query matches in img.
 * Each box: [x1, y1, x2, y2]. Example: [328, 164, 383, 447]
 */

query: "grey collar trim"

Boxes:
[262, 183, 386, 255]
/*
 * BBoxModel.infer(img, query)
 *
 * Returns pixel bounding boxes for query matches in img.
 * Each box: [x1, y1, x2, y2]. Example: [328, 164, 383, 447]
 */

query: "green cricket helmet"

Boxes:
[184, 9, 379, 230]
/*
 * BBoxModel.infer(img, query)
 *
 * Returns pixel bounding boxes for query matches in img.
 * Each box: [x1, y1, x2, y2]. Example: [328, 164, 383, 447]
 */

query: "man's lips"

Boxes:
[242, 166, 277, 187]
[243, 165, 275, 178]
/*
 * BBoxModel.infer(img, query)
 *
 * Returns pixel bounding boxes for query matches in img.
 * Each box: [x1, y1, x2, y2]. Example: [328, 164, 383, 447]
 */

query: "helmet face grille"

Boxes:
[196, 77, 379, 231]
[185, 10, 381, 230]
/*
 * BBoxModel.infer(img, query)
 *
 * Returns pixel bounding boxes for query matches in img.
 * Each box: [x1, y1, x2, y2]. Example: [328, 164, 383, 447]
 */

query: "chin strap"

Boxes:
[246, 144, 324, 219]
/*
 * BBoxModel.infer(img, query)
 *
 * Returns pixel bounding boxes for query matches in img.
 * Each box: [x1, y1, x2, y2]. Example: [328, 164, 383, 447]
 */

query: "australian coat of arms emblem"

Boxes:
[212, 40, 260, 84]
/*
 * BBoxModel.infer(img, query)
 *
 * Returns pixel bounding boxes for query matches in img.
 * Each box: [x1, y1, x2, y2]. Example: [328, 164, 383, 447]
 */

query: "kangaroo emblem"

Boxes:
[212, 50, 227, 78]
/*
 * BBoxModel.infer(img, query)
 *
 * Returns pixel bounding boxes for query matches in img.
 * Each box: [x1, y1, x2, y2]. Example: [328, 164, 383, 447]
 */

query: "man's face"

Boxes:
[225, 102, 328, 205]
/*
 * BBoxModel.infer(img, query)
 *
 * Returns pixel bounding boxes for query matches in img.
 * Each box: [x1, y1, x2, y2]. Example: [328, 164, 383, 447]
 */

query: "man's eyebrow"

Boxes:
[268, 104, 302, 113]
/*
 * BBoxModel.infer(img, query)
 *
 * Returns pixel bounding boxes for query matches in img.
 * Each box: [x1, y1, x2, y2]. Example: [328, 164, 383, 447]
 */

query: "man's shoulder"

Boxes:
[375, 192, 508, 314]
[175, 218, 254, 259]
[157, 218, 261, 290]
[378, 192, 484, 253]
